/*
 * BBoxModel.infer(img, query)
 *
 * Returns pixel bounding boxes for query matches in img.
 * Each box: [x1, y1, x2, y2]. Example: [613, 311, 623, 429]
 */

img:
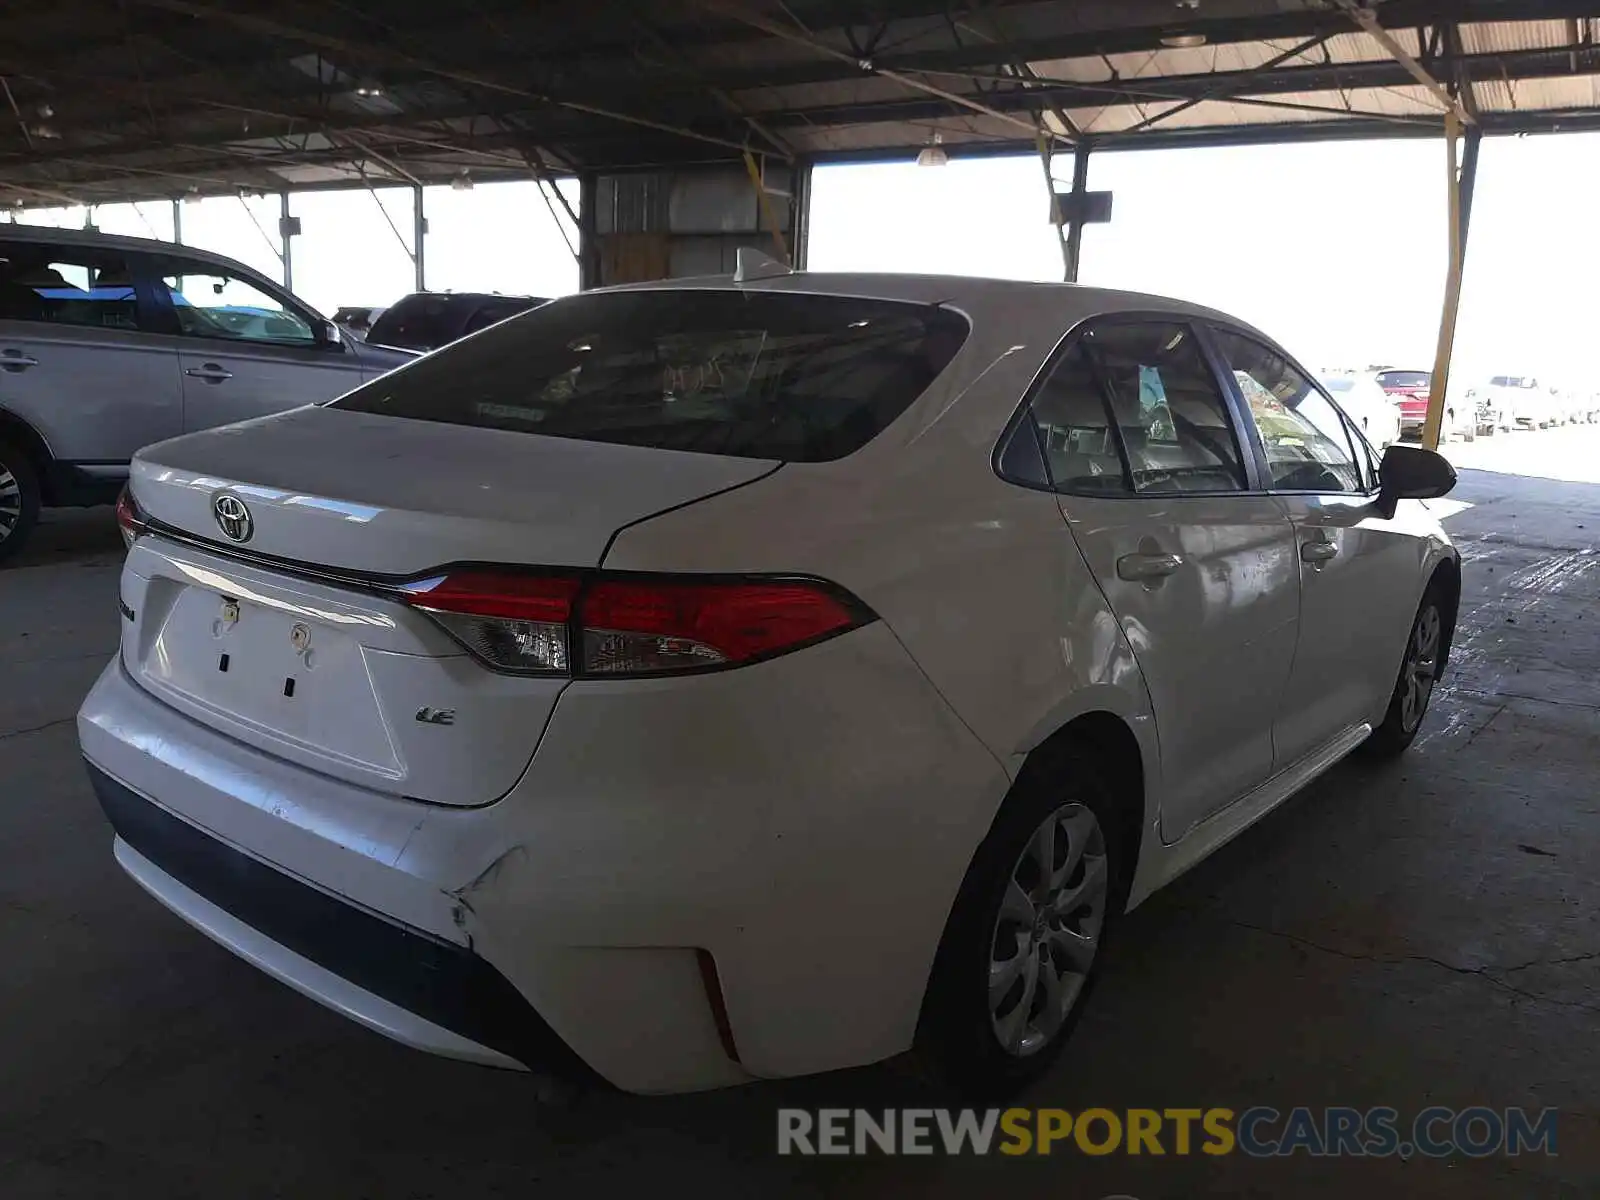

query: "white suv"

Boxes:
[0, 226, 412, 561]
[80, 270, 1460, 1096]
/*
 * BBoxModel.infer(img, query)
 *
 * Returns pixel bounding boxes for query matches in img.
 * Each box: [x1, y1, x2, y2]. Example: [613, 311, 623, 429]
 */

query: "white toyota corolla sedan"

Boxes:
[79, 265, 1461, 1096]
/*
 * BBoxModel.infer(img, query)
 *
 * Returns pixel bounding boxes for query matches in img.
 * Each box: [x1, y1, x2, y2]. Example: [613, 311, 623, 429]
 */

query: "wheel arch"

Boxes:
[1427, 553, 1462, 674]
[1012, 710, 1148, 911]
[0, 406, 55, 502]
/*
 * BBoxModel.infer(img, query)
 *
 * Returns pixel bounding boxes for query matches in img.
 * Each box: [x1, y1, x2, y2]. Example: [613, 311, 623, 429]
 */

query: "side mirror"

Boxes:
[1377, 443, 1456, 517]
[316, 319, 345, 349]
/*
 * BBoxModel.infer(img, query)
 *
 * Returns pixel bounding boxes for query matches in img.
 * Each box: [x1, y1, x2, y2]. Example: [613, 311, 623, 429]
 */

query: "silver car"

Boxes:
[0, 226, 412, 561]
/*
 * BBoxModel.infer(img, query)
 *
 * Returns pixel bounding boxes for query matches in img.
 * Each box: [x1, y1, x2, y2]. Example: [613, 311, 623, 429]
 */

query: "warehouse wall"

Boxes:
[591, 163, 796, 286]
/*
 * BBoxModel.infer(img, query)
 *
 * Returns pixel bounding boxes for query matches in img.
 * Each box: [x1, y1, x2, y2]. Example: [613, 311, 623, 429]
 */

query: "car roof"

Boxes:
[0, 222, 276, 280]
[595, 270, 1278, 345]
[386, 291, 544, 307]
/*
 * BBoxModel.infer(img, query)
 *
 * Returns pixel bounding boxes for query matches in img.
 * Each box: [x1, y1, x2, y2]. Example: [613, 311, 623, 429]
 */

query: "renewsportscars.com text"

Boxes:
[776, 1106, 1557, 1158]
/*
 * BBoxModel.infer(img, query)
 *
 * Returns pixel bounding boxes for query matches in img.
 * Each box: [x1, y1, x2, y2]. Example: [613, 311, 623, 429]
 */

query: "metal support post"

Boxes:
[790, 158, 813, 269]
[280, 191, 294, 291]
[171, 198, 182, 244]
[412, 183, 426, 291]
[743, 150, 789, 264]
[1037, 132, 1070, 282]
[1422, 116, 1480, 451]
[578, 172, 600, 291]
[1064, 140, 1091, 284]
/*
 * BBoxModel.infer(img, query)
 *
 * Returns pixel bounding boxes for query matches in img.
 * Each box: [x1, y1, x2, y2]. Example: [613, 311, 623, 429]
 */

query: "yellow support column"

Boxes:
[1423, 113, 1466, 451]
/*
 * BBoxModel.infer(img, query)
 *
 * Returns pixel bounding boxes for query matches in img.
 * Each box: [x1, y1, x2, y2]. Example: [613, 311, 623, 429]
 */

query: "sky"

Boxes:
[9, 131, 1600, 389]
[809, 130, 1600, 390]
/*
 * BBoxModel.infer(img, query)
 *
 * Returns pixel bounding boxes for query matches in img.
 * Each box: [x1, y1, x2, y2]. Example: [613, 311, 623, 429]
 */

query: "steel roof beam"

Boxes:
[742, 42, 1600, 129]
[682, 0, 1600, 96]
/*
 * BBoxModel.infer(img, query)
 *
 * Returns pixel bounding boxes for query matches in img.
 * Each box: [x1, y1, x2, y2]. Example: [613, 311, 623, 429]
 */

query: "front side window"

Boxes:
[0, 242, 139, 331]
[157, 261, 314, 345]
[1072, 321, 1249, 494]
[335, 289, 970, 462]
[1215, 330, 1362, 494]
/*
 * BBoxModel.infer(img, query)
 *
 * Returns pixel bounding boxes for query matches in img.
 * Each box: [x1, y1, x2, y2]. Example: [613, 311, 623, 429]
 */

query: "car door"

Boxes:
[145, 253, 365, 432]
[1211, 328, 1424, 766]
[1019, 317, 1302, 843]
[0, 237, 181, 473]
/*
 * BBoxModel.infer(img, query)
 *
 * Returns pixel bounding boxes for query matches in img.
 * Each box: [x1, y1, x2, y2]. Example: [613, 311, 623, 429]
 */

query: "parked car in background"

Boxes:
[85, 270, 1462, 1096]
[1552, 384, 1596, 425]
[332, 305, 387, 341]
[1377, 369, 1431, 438]
[0, 225, 413, 562]
[1320, 372, 1401, 449]
[365, 291, 548, 353]
[1375, 368, 1474, 441]
[1484, 375, 1548, 430]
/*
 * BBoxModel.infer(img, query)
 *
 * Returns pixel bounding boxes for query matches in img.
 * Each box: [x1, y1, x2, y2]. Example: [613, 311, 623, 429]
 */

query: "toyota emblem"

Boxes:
[213, 493, 254, 543]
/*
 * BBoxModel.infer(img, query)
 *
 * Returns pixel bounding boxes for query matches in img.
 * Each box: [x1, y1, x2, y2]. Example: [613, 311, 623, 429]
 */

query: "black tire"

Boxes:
[916, 744, 1129, 1098]
[1363, 582, 1448, 758]
[0, 439, 41, 565]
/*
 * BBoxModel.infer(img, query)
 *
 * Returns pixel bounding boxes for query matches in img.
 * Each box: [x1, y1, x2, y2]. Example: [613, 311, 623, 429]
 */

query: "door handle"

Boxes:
[1117, 552, 1184, 582]
[0, 349, 39, 372]
[1301, 537, 1339, 563]
[185, 363, 233, 383]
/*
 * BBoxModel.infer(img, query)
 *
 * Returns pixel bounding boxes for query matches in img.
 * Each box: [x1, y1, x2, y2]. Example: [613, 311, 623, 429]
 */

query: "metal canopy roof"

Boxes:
[2, 1, 1599, 206]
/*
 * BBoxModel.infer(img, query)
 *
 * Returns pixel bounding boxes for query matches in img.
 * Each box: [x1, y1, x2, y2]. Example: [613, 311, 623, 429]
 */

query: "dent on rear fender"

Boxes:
[443, 842, 530, 945]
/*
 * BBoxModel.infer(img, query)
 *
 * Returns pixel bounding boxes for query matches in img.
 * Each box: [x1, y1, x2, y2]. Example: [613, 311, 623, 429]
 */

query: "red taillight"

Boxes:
[581, 577, 860, 675]
[115, 486, 147, 547]
[398, 568, 868, 677]
[403, 570, 579, 623]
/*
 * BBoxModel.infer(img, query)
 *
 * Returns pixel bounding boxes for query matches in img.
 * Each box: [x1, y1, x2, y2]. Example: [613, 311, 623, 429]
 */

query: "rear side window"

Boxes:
[335, 290, 970, 462]
[1026, 343, 1130, 494]
[0, 242, 139, 331]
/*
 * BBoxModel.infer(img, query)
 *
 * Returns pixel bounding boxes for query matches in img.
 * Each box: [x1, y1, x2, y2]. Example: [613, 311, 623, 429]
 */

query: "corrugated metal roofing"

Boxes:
[2, 2, 1600, 203]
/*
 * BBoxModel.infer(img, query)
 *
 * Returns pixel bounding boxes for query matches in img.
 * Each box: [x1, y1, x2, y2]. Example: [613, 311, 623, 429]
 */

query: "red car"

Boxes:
[1377, 369, 1431, 437]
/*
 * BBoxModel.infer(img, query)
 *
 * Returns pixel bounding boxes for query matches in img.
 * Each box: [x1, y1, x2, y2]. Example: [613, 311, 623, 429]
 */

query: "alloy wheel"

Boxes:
[0, 464, 21, 539]
[1400, 603, 1442, 733]
[988, 802, 1108, 1057]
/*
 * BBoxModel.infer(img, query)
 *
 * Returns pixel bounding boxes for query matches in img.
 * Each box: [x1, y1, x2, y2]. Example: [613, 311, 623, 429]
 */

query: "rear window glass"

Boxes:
[333, 289, 970, 462]
[1377, 370, 1429, 389]
[462, 299, 541, 336]
[366, 296, 462, 351]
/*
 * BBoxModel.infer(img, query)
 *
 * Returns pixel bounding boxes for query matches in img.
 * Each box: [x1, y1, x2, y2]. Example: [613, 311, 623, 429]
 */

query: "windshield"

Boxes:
[1490, 376, 1536, 388]
[334, 289, 971, 462]
[1377, 370, 1429, 389]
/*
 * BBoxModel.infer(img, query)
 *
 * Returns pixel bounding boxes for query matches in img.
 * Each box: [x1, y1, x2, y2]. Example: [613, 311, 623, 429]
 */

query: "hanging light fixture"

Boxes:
[451, 169, 474, 191]
[916, 132, 948, 168]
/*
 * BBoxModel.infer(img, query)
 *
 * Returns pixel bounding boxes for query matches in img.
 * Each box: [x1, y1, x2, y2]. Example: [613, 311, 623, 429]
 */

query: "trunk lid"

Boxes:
[122, 405, 776, 806]
[130, 404, 776, 575]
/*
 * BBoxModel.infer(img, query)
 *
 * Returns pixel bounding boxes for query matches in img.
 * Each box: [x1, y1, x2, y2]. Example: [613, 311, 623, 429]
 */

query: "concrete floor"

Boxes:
[2, 428, 1597, 1199]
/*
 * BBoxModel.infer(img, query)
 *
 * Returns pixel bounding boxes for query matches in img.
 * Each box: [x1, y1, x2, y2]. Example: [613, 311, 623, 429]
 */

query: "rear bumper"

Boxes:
[78, 618, 1007, 1092]
[89, 763, 580, 1077]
